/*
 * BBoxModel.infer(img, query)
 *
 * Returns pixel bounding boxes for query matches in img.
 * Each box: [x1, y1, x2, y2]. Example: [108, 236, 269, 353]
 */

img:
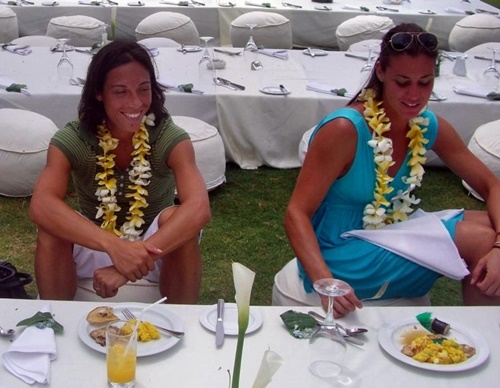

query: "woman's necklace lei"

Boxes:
[95, 114, 155, 240]
[359, 89, 429, 229]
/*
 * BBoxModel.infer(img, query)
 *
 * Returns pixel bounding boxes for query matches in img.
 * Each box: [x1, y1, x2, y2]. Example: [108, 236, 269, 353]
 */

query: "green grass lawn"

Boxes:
[0, 164, 485, 306]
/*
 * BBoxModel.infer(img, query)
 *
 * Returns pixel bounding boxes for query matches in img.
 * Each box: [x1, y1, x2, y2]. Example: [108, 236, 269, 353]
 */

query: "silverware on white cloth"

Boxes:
[282, 1, 301, 8]
[376, 6, 399, 12]
[307, 311, 368, 336]
[217, 77, 245, 90]
[121, 308, 185, 338]
[244, 1, 275, 8]
[213, 77, 244, 91]
[474, 55, 500, 63]
[0, 326, 15, 337]
[213, 48, 242, 56]
[344, 52, 374, 61]
[307, 47, 315, 58]
[2, 43, 32, 56]
[215, 299, 225, 347]
[279, 84, 288, 95]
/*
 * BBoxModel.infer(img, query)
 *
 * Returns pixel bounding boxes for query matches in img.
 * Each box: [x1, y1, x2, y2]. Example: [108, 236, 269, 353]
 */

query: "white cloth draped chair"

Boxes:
[0, 7, 19, 43]
[335, 15, 394, 52]
[448, 14, 500, 53]
[137, 36, 180, 48]
[46, 15, 106, 47]
[230, 12, 292, 49]
[135, 12, 200, 46]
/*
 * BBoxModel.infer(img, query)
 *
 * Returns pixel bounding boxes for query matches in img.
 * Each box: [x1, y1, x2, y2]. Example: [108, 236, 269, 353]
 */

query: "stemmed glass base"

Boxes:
[482, 47, 500, 92]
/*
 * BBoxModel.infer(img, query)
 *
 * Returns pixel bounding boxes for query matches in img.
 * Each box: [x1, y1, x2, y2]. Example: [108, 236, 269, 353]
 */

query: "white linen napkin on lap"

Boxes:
[2, 304, 57, 385]
[452, 85, 491, 99]
[306, 82, 355, 98]
[258, 49, 288, 60]
[341, 209, 470, 280]
[444, 7, 468, 15]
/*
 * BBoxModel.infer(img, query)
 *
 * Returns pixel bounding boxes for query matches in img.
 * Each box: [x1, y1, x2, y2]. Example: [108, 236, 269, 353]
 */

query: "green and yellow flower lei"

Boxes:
[95, 114, 154, 240]
[359, 89, 429, 229]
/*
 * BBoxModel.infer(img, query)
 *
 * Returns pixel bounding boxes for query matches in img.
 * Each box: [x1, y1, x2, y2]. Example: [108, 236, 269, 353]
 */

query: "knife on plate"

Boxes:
[215, 299, 225, 347]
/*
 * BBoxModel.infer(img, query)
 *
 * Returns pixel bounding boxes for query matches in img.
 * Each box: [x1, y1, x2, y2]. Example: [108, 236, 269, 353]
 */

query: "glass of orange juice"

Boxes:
[106, 320, 137, 388]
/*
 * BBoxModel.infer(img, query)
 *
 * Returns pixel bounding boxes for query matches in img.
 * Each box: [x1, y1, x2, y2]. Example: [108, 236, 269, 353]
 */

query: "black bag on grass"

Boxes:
[0, 261, 33, 299]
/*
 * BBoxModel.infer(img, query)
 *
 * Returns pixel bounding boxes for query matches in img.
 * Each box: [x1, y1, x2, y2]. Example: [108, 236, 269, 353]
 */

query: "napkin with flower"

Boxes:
[0, 76, 31, 96]
[306, 82, 355, 98]
[258, 49, 288, 60]
[2, 304, 63, 385]
[444, 7, 474, 15]
[2, 43, 32, 56]
[157, 78, 204, 94]
[453, 85, 500, 100]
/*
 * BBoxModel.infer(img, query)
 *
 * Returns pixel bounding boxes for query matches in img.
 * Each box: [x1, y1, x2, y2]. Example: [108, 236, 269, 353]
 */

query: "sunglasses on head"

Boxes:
[388, 32, 439, 52]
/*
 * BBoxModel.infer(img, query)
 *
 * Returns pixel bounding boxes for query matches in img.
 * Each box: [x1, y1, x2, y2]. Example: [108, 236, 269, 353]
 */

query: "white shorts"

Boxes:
[272, 258, 431, 307]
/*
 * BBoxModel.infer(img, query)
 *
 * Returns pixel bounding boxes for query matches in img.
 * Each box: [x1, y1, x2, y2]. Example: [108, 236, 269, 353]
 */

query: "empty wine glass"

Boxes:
[199, 36, 214, 67]
[360, 43, 377, 73]
[57, 38, 74, 83]
[197, 36, 215, 90]
[308, 279, 358, 386]
[244, 23, 259, 66]
[483, 47, 499, 78]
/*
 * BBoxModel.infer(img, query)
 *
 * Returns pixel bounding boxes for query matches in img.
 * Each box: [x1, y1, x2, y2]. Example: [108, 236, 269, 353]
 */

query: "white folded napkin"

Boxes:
[341, 209, 470, 280]
[245, 1, 276, 8]
[2, 304, 57, 385]
[252, 350, 283, 388]
[2, 44, 32, 56]
[157, 78, 203, 94]
[306, 82, 355, 98]
[258, 49, 288, 60]
[444, 7, 468, 14]
[78, 0, 102, 4]
[452, 85, 491, 99]
[0, 76, 31, 96]
[159, 0, 191, 5]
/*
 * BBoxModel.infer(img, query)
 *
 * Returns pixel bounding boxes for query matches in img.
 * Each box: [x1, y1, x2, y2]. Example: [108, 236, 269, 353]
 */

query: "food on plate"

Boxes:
[86, 306, 119, 325]
[121, 319, 160, 342]
[89, 326, 119, 347]
[401, 334, 476, 364]
[416, 312, 450, 335]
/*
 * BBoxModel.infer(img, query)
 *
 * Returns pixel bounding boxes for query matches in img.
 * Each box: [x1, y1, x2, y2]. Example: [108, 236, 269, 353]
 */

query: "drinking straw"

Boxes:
[123, 296, 167, 356]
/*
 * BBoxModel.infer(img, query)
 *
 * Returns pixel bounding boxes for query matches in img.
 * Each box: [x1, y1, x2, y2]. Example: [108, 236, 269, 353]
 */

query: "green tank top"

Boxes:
[51, 117, 190, 230]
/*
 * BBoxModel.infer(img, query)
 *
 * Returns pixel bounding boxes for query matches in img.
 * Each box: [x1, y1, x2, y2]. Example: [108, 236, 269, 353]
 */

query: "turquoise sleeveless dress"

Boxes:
[297, 108, 464, 299]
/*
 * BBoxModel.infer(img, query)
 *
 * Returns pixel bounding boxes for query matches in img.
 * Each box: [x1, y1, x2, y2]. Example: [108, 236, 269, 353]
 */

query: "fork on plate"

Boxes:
[121, 308, 184, 338]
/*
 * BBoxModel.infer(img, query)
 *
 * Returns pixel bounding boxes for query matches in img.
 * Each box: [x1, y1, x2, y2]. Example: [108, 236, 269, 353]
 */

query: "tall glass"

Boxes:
[360, 44, 377, 73]
[197, 36, 215, 90]
[56, 38, 74, 83]
[244, 23, 259, 68]
[482, 47, 500, 91]
[106, 320, 137, 388]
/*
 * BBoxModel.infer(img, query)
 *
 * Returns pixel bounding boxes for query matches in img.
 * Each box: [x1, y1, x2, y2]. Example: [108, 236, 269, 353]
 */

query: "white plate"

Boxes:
[419, 9, 436, 14]
[259, 86, 291, 95]
[378, 318, 489, 372]
[303, 48, 328, 57]
[78, 304, 183, 357]
[199, 303, 262, 335]
[176, 46, 202, 53]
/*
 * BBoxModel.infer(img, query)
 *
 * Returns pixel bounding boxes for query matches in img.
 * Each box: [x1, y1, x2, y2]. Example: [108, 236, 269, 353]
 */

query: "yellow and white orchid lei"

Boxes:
[95, 114, 155, 240]
[359, 89, 429, 229]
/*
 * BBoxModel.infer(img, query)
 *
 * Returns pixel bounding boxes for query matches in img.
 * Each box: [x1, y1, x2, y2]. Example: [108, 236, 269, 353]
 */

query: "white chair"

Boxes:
[172, 116, 226, 191]
[0, 7, 19, 43]
[46, 15, 106, 47]
[137, 37, 179, 48]
[135, 12, 199, 46]
[449, 14, 500, 53]
[0, 109, 58, 197]
[11, 35, 58, 47]
[336, 15, 394, 51]
[230, 12, 292, 49]
[462, 119, 500, 201]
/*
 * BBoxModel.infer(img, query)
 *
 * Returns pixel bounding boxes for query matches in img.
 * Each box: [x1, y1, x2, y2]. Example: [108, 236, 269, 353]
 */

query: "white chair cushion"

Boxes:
[172, 116, 226, 191]
[135, 12, 199, 46]
[11, 35, 58, 47]
[231, 12, 292, 49]
[137, 37, 180, 48]
[46, 15, 105, 47]
[336, 15, 394, 51]
[449, 15, 500, 53]
[0, 7, 19, 43]
[462, 119, 500, 201]
[0, 109, 58, 197]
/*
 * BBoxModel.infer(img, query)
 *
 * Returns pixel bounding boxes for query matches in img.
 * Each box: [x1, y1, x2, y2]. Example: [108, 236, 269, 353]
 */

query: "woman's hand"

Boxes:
[320, 287, 363, 318]
[93, 266, 128, 298]
[106, 239, 160, 281]
[471, 248, 500, 297]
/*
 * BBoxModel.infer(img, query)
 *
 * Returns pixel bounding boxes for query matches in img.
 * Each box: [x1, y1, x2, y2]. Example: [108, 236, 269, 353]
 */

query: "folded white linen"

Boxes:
[78, 0, 102, 4]
[2, 304, 57, 385]
[2, 44, 32, 56]
[244, 1, 276, 8]
[444, 7, 468, 15]
[452, 85, 491, 99]
[0, 76, 31, 96]
[341, 209, 470, 280]
[253, 350, 283, 388]
[258, 49, 288, 60]
[157, 78, 203, 94]
[341, 4, 364, 11]
[306, 81, 355, 98]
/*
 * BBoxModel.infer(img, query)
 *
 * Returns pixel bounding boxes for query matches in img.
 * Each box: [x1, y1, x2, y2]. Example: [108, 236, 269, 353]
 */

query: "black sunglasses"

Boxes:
[388, 32, 439, 52]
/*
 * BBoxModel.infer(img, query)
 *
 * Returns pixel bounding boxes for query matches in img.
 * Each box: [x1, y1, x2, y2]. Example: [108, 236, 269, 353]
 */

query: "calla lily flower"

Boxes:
[231, 262, 256, 388]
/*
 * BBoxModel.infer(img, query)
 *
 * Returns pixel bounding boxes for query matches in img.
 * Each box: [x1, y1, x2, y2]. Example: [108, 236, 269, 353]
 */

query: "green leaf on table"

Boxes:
[360, 6, 369, 12]
[416, 311, 432, 332]
[6, 84, 27, 93]
[280, 310, 317, 339]
[17, 311, 64, 334]
[332, 88, 348, 97]
[178, 83, 194, 93]
[487, 92, 500, 101]
[178, 1, 189, 5]
[262, 2, 271, 7]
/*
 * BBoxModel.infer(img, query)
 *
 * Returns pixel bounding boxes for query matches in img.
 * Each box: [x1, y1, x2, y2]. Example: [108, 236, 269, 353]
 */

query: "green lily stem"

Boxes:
[231, 327, 246, 388]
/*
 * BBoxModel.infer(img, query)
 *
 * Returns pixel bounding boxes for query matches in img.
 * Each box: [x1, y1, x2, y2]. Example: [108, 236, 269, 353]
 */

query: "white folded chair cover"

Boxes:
[135, 12, 200, 46]
[0, 7, 19, 43]
[46, 15, 105, 47]
[230, 12, 292, 49]
[449, 14, 500, 52]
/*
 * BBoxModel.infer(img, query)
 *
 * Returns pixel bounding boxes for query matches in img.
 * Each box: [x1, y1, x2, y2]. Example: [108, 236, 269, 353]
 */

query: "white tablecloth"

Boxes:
[3, 0, 498, 49]
[0, 299, 499, 387]
[0, 45, 499, 169]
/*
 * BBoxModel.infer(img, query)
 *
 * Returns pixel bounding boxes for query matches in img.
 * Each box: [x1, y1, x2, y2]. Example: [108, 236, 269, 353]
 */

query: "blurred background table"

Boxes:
[0, 298, 499, 387]
[0, 46, 498, 169]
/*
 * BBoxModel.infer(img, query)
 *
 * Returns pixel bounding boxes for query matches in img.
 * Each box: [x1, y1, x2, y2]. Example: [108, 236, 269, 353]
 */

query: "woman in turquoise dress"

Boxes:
[273, 23, 500, 316]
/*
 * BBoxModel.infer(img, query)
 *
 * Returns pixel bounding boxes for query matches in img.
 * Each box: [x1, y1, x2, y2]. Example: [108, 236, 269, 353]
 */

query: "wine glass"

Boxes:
[308, 278, 358, 386]
[56, 38, 74, 84]
[483, 47, 499, 78]
[244, 23, 260, 67]
[197, 37, 215, 90]
[199, 36, 214, 67]
[360, 43, 377, 73]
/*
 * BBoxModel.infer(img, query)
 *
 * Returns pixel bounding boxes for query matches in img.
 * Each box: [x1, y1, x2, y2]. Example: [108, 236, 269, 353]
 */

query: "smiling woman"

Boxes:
[29, 40, 211, 304]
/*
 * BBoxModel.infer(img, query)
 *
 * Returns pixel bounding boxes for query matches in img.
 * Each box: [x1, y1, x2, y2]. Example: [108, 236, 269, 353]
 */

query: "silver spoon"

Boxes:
[0, 326, 15, 337]
[307, 311, 368, 336]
